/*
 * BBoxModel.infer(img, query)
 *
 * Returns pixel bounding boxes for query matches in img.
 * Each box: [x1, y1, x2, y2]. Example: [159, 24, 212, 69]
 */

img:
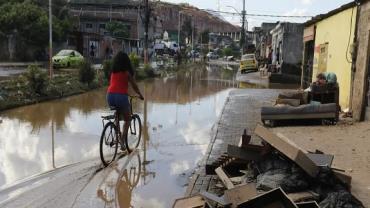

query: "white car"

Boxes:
[207, 52, 219, 59]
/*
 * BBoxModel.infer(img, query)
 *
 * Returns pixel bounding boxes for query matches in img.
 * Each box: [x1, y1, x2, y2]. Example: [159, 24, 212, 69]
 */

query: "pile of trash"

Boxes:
[173, 125, 364, 208]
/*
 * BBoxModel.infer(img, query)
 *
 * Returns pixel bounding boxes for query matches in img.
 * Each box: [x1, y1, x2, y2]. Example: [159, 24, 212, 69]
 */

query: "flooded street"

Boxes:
[0, 65, 239, 207]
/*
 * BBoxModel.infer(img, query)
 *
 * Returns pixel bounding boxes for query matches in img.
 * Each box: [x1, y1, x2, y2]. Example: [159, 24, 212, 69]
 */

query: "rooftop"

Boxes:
[304, 1, 357, 26]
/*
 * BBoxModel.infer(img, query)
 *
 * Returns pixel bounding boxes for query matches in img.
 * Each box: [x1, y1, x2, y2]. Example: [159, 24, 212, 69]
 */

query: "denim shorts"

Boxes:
[107, 93, 130, 115]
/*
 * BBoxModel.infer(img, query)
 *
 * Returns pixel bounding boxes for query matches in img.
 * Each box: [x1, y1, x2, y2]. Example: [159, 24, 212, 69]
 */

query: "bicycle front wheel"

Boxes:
[100, 122, 119, 167]
[125, 114, 142, 153]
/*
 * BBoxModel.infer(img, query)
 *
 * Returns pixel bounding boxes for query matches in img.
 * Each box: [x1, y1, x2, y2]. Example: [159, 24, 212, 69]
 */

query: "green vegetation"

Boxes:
[200, 30, 210, 45]
[102, 60, 113, 81]
[222, 48, 234, 57]
[0, 0, 72, 61]
[78, 60, 96, 86]
[106, 21, 130, 38]
[25, 65, 48, 95]
[129, 53, 140, 69]
[0, 71, 98, 111]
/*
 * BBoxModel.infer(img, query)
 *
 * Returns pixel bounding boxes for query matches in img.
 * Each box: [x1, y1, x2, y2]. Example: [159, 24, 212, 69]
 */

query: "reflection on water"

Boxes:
[0, 65, 237, 207]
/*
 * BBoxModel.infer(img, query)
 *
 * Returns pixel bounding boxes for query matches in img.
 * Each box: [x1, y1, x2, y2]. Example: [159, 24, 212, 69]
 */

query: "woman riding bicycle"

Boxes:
[107, 51, 144, 150]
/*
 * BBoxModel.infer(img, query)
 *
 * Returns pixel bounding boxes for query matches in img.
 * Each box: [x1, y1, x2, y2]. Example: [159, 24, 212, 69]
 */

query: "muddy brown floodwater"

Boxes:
[0, 65, 242, 207]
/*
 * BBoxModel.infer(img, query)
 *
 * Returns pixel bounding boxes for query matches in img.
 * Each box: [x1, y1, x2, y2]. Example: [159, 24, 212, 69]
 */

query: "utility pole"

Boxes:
[241, 0, 246, 55]
[144, 0, 150, 64]
[178, 11, 182, 50]
[49, 0, 53, 79]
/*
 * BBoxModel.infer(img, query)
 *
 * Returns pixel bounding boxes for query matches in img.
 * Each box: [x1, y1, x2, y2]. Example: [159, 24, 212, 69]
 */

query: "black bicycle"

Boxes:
[100, 96, 142, 167]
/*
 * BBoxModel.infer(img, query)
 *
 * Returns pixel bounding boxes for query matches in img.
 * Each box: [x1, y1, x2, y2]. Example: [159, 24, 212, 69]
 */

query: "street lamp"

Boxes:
[226, 2, 247, 55]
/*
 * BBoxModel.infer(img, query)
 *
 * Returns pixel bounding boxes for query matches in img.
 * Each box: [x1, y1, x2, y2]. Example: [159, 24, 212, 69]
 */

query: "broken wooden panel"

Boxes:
[296, 201, 320, 208]
[287, 191, 319, 202]
[306, 153, 334, 167]
[199, 191, 231, 207]
[215, 167, 235, 189]
[173, 195, 206, 208]
[255, 125, 319, 177]
[333, 169, 352, 188]
[227, 145, 263, 161]
[238, 187, 298, 208]
[224, 183, 258, 208]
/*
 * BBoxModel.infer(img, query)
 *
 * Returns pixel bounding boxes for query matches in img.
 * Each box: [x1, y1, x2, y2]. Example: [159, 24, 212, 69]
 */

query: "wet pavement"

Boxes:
[0, 65, 240, 207]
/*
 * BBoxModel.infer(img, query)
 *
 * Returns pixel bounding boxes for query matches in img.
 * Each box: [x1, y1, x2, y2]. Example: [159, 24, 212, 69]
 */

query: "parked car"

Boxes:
[188, 50, 200, 58]
[53, 50, 84, 68]
[207, 52, 219, 60]
[240, 54, 258, 73]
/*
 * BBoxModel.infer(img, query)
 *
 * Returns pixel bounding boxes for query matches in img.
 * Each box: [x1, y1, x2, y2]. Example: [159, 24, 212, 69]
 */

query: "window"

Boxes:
[86, 23, 93, 29]
[99, 24, 106, 29]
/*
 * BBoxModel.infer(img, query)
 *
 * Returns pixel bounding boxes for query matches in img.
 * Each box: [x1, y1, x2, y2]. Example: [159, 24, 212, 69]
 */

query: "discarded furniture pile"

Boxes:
[173, 125, 363, 208]
[261, 89, 339, 127]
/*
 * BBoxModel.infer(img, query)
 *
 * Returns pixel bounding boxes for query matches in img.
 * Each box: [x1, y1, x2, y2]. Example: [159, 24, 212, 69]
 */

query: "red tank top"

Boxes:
[107, 71, 129, 94]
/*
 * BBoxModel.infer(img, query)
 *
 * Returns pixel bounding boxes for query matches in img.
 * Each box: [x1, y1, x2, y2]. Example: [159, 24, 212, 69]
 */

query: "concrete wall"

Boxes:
[271, 23, 303, 66]
[352, 1, 370, 121]
[283, 31, 303, 65]
[312, 7, 357, 109]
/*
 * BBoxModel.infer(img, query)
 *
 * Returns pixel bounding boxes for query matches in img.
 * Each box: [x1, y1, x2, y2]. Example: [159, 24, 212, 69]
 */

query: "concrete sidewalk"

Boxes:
[186, 88, 290, 196]
[273, 124, 370, 206]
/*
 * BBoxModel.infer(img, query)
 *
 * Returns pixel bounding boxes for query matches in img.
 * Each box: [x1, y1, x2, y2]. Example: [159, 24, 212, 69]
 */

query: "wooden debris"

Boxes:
[199, 191, 231, 207]
[287, 191, 319, 202]
[238, 187, 298, 208]
[227, 145, 263, 162]
[229, 176, 244, 184]
[224, 183, 258, 208]
[255, 125, 319, 177]
[296, 201, 320, 208]
[215, 167, 235, 189]
[173, 195, 206, 208]
[306, 153, 334, 167]
[333, 169, 352, 188]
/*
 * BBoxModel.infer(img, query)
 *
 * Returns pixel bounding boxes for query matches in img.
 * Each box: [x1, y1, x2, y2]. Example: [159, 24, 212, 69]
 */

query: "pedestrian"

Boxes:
[90, 43, 95, 59]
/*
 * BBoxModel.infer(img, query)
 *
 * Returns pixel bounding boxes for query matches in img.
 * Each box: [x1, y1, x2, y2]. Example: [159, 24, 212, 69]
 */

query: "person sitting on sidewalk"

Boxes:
[304, 73, 327, 92]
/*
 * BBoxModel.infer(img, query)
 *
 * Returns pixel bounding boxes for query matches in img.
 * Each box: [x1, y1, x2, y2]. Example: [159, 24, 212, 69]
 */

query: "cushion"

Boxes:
[275, 98, 301, 107]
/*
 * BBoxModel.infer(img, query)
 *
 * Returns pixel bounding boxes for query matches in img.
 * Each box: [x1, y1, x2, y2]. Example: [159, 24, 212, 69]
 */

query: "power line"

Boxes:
[203, 9, 313, 18]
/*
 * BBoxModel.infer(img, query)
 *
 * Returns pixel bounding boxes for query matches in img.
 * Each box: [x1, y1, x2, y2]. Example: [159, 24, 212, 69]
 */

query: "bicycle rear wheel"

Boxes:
[100, 122, 119, 166]
[125, 114, 142, 153]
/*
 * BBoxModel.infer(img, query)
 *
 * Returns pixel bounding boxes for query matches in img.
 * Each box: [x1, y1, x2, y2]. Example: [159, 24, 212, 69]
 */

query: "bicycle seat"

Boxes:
[102, 115, 115, 120]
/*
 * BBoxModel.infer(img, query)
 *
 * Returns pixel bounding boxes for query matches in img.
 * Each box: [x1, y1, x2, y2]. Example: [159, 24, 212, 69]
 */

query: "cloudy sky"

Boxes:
[161, 0, 353, 29]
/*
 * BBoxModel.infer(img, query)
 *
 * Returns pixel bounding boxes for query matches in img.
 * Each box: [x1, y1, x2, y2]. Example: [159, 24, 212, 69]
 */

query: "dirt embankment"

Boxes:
[273, 122, 370, 206]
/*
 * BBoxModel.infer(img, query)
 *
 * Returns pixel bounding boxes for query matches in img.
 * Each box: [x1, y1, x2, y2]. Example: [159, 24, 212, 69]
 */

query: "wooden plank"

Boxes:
[287, 191, 319, 202]
[227, 145, 263, 161]
[224, 183, 258, 208]
[173, 195, 205, 208]
[306, 153, 334, 167]
[333, 169, 352, 187]
[254, 125, 319, 177]
[238, 187, 298, 208]
[199, 191, 231, 207]
[296, 201, 320, 208]
[215, 167, 235, 189]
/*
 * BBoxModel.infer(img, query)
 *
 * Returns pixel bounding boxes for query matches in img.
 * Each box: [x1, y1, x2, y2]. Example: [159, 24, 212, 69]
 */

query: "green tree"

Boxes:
[0, 1, 72, 60]
[223, 48, 233, 57]
[79, 60, 96, 86]
[200, 30, 209, 44]
[106, 21, 130, 38]
[181, 18, 197, 45]
[25, 65, 48, 95]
